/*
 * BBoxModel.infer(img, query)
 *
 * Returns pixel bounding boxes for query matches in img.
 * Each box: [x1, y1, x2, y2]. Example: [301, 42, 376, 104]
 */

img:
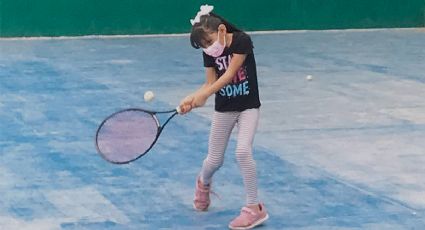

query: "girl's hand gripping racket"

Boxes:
[95, 106, 182, 164]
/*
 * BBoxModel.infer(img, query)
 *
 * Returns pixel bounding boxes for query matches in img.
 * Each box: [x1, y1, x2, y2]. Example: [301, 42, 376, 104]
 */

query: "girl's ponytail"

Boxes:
[209, 13, 242, 33]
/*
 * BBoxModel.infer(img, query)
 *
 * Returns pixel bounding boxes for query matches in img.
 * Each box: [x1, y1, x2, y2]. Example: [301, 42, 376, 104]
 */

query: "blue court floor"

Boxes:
[0, 28, 424, 229]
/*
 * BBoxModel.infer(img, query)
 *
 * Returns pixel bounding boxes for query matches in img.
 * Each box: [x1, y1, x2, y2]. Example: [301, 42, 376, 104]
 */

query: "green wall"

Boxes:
[0, 0, 424, 37]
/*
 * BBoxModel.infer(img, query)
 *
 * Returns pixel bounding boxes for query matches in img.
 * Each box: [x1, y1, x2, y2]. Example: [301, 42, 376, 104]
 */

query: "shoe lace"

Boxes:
[241, 207, 257, 216]
[210, 189, 221, 200]
[196, 182, 221, 201]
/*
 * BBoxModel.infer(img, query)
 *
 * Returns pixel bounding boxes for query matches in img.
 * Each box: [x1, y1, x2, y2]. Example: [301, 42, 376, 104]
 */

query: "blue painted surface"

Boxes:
[0, 29, 424, 229]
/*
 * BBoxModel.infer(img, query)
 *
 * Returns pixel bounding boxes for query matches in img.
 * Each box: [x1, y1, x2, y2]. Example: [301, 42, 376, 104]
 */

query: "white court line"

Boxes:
[45, 187, 130, 225]
[0, 27, 423, 41]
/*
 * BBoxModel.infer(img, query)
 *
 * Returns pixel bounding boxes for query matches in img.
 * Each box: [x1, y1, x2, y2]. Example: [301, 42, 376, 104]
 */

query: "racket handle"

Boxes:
[176, 106, 182, 114]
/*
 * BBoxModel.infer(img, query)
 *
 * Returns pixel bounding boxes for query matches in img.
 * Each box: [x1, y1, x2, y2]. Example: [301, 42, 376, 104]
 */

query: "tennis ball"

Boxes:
[144, 91, 155, 102]
[306, 75, 313, 81]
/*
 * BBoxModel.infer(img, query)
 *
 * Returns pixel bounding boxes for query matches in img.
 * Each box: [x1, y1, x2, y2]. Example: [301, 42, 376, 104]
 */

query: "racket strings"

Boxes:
[96, 110, 159, 163]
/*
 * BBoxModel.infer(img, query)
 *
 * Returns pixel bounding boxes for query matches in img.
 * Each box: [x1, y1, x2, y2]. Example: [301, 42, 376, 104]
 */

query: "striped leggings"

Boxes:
[200, 108, 260, 205]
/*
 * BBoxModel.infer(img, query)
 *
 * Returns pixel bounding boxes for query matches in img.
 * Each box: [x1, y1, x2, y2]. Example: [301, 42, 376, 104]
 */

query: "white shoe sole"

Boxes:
[228, 214, 269, 230]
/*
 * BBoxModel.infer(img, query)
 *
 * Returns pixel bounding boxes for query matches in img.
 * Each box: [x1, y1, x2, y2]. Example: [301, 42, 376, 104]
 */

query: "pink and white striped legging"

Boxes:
[200, 108, 260, 205]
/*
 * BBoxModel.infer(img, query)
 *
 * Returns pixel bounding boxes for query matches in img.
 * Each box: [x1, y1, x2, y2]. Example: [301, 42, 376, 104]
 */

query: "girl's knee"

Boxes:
[235, 150, 253, 163]
[236, 145, 252, 156]
[204, 157, 224, 169]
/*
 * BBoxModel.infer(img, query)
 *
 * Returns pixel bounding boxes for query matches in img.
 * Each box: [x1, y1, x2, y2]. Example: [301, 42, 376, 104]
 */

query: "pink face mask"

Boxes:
[203, 31, 226, 57]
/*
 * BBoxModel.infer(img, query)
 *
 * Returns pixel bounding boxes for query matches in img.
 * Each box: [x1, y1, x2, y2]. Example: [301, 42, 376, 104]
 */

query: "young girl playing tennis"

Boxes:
[179, 5, 269, 230]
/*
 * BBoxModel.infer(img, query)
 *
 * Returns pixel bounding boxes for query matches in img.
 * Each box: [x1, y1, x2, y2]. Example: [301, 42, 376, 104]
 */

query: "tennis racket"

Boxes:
[95, 107, 181, 164]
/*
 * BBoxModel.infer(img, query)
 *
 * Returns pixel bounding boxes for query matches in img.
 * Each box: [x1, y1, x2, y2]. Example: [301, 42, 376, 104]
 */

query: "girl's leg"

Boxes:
[194, 111, 238, 211]
[200, 111, 238, 185]
[235, 108, 260, 205]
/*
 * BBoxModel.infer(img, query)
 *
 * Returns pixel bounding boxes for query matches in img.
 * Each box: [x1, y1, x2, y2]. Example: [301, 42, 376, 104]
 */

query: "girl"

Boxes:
[180, 5, 269, 230]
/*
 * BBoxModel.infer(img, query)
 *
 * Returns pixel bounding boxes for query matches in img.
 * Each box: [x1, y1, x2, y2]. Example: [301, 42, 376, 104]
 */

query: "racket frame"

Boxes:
[95, 108, 178, 164]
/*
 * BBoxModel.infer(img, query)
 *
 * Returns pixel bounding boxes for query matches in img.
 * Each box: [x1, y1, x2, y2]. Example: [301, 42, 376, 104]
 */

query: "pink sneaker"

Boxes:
[228, 203, 269, 230]
[193, 177, 211, 211]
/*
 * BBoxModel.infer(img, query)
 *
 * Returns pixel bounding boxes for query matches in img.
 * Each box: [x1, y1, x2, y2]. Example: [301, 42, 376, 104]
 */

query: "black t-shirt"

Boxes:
[203, 32, 261, 112]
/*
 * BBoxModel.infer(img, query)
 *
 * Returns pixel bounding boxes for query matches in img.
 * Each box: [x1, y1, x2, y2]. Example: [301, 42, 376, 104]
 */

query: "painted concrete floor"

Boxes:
[0, 28, 424, 229]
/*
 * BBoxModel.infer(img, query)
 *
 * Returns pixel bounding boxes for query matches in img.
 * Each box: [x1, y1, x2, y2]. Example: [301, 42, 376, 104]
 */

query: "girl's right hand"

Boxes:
[179, 95, 194, 114]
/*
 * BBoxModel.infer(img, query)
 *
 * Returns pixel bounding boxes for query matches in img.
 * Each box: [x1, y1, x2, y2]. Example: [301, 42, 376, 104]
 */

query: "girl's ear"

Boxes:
[218, 24, 227, 34]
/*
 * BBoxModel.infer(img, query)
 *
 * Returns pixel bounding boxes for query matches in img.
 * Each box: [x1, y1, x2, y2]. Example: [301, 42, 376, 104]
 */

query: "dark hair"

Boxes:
[190, 12, 242, 49]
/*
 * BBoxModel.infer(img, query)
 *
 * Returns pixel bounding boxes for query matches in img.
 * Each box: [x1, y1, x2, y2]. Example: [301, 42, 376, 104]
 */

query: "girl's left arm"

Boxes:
[192, 54, 247, 107]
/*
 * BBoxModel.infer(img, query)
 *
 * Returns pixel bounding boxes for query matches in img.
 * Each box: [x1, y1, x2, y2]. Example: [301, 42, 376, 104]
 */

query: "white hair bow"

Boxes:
[190, 5, 214, 25]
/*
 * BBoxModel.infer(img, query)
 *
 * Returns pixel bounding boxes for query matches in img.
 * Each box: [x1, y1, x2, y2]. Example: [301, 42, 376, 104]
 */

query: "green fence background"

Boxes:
[0, 0, 424, 37]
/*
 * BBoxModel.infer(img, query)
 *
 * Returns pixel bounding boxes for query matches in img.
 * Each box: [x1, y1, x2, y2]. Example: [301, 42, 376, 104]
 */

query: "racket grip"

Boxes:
[176, 106, 182, 114]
